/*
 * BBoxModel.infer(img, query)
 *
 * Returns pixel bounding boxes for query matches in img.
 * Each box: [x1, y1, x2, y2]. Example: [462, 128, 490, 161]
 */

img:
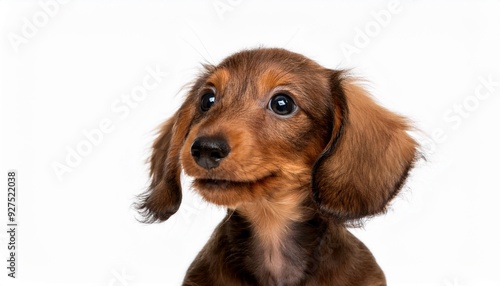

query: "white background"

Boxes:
[1, 1, 500, 285]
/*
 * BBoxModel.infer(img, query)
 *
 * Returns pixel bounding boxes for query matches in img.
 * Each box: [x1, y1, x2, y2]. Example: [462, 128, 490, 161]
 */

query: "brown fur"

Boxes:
[137, 48, 418, 285]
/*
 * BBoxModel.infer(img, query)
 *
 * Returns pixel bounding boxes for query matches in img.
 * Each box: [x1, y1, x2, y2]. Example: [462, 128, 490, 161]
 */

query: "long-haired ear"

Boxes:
[136, 103, 194, 223]
[313, 71, 418, 222]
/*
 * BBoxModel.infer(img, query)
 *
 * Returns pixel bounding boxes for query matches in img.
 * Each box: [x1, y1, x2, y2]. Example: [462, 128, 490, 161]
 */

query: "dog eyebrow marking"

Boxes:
[205, 68, 230, 94]
[261, 69, 296, 88]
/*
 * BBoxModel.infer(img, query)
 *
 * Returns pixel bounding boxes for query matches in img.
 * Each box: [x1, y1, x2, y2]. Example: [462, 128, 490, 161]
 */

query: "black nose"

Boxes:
[190, 136, 230, 169]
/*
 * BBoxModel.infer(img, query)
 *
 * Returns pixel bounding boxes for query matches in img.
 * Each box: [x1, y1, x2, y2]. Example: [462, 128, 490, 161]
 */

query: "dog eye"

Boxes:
[200, 92, 216, 112]
[269, 93, 297, 116]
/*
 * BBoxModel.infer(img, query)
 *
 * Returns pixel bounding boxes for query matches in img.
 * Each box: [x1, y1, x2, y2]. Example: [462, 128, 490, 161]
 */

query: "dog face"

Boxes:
[179, 51, 334, 208]
[137, 48, 418, 223]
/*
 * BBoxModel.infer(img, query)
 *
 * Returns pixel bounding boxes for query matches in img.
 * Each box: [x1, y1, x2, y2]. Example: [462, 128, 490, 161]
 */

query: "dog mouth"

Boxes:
[195, 179, 250, 189]
[193, 174, 274, 191]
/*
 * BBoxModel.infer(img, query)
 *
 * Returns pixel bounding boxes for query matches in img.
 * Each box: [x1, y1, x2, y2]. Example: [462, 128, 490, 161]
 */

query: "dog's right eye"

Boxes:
[200, 92, 216, 112]
[269, 93, 297, 116]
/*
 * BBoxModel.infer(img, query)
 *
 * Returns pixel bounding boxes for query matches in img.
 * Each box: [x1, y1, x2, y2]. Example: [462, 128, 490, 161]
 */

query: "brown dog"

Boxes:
[137, 48, 418, 285]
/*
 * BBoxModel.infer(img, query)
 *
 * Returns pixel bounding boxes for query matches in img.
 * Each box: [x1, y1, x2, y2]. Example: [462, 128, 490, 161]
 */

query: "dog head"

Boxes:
[137, 48, 418, 223]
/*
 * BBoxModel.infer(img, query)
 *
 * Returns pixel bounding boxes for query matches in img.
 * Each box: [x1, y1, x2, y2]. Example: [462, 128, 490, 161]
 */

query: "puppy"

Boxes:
[137, 48, 418, 286]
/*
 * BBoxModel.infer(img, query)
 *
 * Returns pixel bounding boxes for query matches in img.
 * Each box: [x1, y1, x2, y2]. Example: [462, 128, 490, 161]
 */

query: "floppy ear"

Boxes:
[136, 102, 194, 223]
[313, 71, 418, 222]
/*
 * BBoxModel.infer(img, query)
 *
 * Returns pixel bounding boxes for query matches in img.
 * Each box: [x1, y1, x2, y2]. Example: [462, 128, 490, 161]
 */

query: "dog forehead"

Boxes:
[218, 49, 313, 81]
[207, 66, 299, 95]
[207, 50, 322, 98]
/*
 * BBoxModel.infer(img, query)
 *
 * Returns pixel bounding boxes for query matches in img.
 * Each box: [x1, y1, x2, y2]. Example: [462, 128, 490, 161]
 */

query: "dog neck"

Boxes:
[236, 187, 326, 284]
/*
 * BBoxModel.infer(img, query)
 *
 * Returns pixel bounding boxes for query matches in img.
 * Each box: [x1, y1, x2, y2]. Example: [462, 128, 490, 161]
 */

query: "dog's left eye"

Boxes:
[200, 92, 216, 112]
[269, 93, 297, 116]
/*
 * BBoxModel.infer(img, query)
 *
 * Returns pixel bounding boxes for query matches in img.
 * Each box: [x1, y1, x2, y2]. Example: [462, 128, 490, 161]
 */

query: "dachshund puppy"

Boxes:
[138, 48, 418, 286]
